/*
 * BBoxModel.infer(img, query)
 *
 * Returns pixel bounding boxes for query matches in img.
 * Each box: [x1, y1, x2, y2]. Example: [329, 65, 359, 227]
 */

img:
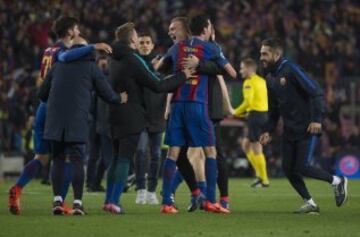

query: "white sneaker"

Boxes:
[135, 189, 147, 204]
[146, 191, 159, 205]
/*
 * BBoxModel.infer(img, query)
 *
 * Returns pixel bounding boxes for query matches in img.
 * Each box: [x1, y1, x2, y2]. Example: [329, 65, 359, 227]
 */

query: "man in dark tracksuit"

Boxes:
[40, 41, 125, 215]
[259, 37, 348, 214]
[134, 33, 167, 205]
[103, 23, 193, 214]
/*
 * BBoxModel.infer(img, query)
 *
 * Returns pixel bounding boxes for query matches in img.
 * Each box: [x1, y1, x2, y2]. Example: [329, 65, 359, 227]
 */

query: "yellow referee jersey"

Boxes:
[234, 74, 268, 116]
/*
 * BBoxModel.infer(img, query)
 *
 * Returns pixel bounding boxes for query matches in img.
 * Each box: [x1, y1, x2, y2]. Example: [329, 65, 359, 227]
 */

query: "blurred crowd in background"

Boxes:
[0, 0, 359, 176]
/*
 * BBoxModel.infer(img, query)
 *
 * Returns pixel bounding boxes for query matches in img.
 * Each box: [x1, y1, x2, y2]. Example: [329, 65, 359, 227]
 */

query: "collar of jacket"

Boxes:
[270, 57, 288, 75]
[112, 41, 136, 60]
[138, 51, 157, 63]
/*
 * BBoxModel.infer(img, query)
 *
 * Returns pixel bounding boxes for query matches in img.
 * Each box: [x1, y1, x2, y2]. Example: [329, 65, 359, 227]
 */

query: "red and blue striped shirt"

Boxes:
[164, 37, 229, 104]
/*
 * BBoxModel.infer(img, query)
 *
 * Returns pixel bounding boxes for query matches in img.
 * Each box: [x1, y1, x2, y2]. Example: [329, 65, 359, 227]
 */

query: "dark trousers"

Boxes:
[108, 134, 140, 186]
[86, 130, 113, 187]
[282, 135, 333, 200]
[134, 129, 162, 192]
[50, 141, 86, 200]
[214, 122, 229, 197]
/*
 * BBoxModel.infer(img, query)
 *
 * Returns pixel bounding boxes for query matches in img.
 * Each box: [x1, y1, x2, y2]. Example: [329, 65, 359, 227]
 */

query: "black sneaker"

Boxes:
[41, 180, 51, 186]
[94, 185, 106, 192]
[53, 201, 64, 215]
[87, 185, 106, 192]
[72, 203, 85, 215]
[187, 192, 206, 212]
[293, 203, 320, 215]
[333, 176, 348, 207]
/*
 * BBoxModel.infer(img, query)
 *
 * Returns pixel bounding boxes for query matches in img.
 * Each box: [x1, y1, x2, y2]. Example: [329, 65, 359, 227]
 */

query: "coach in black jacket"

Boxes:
[259, 37, 347, 214]
[40, 39, 125, 214]
[104, 22, 193, 213]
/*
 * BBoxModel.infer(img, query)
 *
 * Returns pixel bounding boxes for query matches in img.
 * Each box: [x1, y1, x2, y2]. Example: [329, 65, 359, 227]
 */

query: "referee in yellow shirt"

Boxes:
[234, 58, 270, 187]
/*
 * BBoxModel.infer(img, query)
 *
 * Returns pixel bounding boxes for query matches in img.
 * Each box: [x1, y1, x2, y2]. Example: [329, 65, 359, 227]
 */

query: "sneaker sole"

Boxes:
[338, 177, 348, 207]
[73, 210, 85, 215]
[147, 201, 160, 205]
[293, 211, 320, 215]
[160, 211, 178, 214]
[135, 201, 147, 204]
[53, 207, 64, 215]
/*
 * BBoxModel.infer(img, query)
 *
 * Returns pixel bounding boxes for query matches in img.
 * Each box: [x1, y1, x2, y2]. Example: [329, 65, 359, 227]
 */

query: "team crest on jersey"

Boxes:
[280, 77, 287, 86]
[186, 79, 199, 85]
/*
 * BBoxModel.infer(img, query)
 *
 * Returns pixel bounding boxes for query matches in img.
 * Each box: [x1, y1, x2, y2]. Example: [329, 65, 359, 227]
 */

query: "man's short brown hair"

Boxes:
[115, 22, 135, 44]
[242, 58, 257, 70]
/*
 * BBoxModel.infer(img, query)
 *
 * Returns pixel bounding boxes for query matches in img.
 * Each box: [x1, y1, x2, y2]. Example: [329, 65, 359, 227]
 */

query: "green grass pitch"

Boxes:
[0, 178, 359, 237]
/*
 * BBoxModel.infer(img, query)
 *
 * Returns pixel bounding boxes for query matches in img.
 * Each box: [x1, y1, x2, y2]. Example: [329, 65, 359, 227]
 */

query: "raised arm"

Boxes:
[131, 52, 190, 93]
[58, 43, 112, 62]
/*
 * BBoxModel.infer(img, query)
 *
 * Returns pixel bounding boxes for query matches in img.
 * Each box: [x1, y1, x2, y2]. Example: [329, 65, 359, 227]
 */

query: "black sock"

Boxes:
[70, 155, 85, 200]
[176, 146, 198, 192]
[94, 158, 106, 187]
[51, 155, 65, 198]
[217, 151, 229, 197]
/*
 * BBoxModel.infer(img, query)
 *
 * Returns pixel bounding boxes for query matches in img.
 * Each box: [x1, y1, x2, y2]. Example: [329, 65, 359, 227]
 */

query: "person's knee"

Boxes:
[135, 148, 147, 160]
[35, 154, 49, 166]
[241, 138, 250, 153]
[203, 146, 217, 158]
[282, 163, 292, 177]
[251, 142, 263, 155]
[150, 148, 161, 161]
[294, 164, 308, 176]
[167, 147, 181, 160]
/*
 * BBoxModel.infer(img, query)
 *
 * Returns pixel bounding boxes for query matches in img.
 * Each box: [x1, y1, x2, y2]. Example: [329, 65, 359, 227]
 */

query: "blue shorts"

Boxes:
[33, 102, 50, 154]
[165, 102, 215, 147]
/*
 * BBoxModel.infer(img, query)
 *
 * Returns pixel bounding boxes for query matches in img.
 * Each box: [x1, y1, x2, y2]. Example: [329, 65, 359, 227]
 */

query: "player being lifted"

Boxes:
[160, 14, 235, 214]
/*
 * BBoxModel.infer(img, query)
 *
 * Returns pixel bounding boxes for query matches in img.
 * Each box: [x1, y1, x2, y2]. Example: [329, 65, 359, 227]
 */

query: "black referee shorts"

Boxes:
[247, 111, 268, 142]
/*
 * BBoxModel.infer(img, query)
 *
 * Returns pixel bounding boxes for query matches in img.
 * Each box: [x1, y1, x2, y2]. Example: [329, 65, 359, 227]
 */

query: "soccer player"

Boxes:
[234, 58, 270, 188]
[160, 14, 234, 214]
[134, 32, 166, 205]
[177, 25, 234, 211]
[259, 37, 348, 214]
[8, 16, 112, 215]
